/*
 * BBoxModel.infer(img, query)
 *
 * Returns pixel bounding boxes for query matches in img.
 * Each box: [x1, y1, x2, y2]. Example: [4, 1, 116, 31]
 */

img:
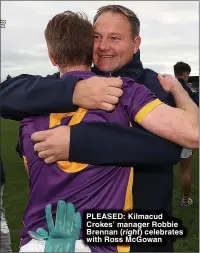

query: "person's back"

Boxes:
[19, 83, 132, 252]
[20, 65, 164, 252]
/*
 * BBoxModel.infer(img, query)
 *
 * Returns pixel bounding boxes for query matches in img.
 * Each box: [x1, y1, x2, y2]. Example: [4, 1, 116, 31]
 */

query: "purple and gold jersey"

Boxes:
[19, 71, 162, 252]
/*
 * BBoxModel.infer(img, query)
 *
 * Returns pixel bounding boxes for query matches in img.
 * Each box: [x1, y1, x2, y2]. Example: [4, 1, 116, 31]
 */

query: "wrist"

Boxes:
[170, 83, 185, 96]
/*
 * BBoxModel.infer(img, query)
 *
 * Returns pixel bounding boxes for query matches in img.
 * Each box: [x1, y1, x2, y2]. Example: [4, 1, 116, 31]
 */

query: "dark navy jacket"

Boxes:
[178, 78, 199, 106]
[0, 51, 181, 210]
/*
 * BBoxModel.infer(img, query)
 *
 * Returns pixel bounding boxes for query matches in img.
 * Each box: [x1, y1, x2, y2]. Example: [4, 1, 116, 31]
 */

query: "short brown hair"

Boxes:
[45, 11, 93, 68]
[174, 62, 191, 76]
[93, 5, 140, 38]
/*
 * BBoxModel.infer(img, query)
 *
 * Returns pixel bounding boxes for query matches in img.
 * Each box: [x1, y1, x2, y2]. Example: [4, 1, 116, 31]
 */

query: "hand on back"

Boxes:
[73, 76, 123, 111]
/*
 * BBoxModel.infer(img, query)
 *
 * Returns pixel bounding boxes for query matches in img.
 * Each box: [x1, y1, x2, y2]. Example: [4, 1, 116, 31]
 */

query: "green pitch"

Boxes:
[1, 119, 199, 252]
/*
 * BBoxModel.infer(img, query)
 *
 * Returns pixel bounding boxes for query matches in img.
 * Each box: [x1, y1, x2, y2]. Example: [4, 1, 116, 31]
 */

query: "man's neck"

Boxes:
[176, 75, 186, 82]
[59, 65, 91, 77]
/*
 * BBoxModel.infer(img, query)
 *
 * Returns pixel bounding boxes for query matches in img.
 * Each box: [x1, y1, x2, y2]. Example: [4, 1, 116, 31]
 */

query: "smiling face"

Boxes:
[93, 11, 141, 72]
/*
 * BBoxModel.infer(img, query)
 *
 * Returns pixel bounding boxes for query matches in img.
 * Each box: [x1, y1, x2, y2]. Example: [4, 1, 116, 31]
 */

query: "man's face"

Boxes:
[93, 11, 141, 72]
[183, 72, 190, 83]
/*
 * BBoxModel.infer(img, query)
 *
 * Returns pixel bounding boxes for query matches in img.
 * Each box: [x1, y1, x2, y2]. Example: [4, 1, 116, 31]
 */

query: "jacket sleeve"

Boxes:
[69, 122, 182, 166]
[0, 73, 81, 120]
[192, 92, 199, 106]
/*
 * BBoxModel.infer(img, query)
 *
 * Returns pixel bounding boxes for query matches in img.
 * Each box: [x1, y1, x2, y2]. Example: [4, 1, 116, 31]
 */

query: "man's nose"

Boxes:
[98, 38, 109, 51]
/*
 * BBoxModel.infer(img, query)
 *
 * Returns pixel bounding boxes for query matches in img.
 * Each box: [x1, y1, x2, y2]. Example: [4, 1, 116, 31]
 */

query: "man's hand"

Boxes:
[29, 201, 81, 252]
[31, 126, 70, 164]
[157, 74, 182, 93]
[73, 76, 123, 111]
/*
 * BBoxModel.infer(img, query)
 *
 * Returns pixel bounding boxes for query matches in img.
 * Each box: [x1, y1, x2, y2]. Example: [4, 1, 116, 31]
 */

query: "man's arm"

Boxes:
[138, 75, 198, 149]
[0, 73, 79, 120]
[0, 74, 123, 120]
[69, 122, 181, 166]
[32, 123, 181, 166]
[121, 75, 198, 149]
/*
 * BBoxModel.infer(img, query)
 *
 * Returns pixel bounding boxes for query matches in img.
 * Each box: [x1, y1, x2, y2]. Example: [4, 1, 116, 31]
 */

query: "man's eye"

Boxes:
[111, 37, 120, 40]
[94, 35, 100, 39]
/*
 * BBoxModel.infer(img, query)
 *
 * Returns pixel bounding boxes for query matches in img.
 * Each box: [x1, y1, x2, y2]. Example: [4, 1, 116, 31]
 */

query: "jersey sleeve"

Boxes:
[120, 78, 163, 124]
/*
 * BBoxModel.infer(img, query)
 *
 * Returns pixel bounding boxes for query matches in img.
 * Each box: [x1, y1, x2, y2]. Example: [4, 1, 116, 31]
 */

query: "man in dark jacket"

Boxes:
[0, 5, 187, 252]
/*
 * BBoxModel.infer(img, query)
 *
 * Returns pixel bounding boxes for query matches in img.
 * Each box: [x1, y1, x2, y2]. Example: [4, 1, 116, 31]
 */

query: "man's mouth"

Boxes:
[99, 55, 114, 58]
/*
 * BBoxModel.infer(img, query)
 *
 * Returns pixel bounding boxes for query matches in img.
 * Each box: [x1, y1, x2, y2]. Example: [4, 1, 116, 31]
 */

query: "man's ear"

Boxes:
[48, 51, 57, 66]
[133, 36, 141, 54]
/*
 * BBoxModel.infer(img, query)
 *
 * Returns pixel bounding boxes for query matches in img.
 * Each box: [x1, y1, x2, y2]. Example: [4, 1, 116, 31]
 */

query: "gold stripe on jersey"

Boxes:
[134, 99, 163, 124]
[49, 112, 75, 128]
[49, 108, 88, 173]
[124, 167, 133, 211]
[117, 167, 133, 253]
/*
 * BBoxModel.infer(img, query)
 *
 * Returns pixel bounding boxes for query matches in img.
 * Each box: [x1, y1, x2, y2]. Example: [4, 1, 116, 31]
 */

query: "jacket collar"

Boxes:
[177, 78, 187, 85]
[92, 50, 144, 79]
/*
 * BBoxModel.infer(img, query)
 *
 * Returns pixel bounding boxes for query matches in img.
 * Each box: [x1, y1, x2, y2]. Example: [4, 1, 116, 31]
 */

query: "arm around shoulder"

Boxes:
[69, 122, 181, 166]
[0, 73, 80, 120]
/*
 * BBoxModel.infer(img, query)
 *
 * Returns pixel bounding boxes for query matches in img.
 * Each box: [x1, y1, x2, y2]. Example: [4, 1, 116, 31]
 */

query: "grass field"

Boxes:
[1, 119, 199, 252]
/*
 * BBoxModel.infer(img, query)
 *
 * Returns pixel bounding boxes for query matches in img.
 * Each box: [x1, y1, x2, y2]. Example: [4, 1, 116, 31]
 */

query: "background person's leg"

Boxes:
[0, 184, 12, 253]
[180, 148, 193, 207]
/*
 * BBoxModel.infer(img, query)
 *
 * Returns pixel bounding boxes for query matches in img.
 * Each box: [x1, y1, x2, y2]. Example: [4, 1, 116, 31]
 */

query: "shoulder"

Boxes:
[121, 78, 147, 103]
[121, 77, 144, 90]
[141, 68, 159, 84]
[141, 68, 164, 92]
[3, 72, 60, 82]
[121, 74, 156, 96]
[122, 69, 159, 89]
[138, 68, 175, 106]
[120, 77, 155, 108]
